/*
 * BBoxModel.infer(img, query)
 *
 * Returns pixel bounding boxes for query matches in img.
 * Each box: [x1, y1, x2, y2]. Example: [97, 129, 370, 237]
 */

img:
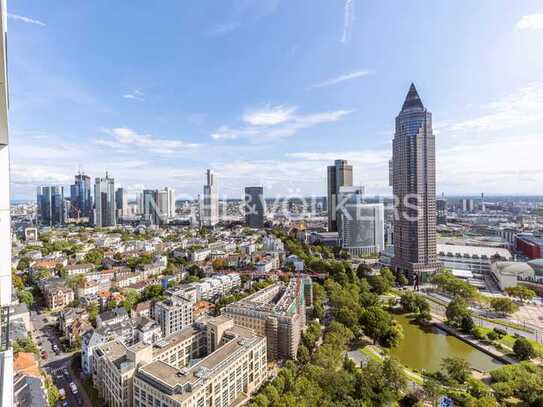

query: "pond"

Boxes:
[389, 314, 504, 372]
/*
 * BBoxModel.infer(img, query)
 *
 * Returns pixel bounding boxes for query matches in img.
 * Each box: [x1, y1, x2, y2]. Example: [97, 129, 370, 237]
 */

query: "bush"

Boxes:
[472, 327, 486, 340]
[486, 331, 498, 341]
[493, 327, 506, 339]
[461, 315, 475, 333]
[513, 338, 537, 361]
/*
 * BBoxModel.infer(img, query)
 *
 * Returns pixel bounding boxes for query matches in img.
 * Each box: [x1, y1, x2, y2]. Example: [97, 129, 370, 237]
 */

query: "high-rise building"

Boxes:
[70, 172, 92, 219]
[37, 185, 65, 226]
[461, 198, 474, 212]
[0, 1, 13, 404]
[391, 83, 440, 281]
[115, 187, 127, 219]
[327, 159, 353, 232]
[157, 189, 169, 220]
[244, 186, 265, 228]
[201, 169, 219, 227]
[165, 187, 176, 218]
[338, 186, 385, 257]
[143, 189, 160, 225]
[436, 198, 447, 225]
[94, 173, 116, 227]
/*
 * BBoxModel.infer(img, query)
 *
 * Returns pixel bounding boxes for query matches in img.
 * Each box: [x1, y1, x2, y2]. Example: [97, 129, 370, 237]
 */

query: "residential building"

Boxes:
[0, 3, 13, 404]
[244, 186, 265, 229]
[94, 173, 116, 227]
[222, 277, 309, 360]
[43, 283, 74, 310]
[165, 187, 176, 218]
[391, 83, 440, 281]
[327, 159, 353, 232]
[133, 316, 267, 407]
[36, 186, 65, 226]
[201, 169, 219, 227]
[70, 172, 93, 219]
[154, 293, 194, 337]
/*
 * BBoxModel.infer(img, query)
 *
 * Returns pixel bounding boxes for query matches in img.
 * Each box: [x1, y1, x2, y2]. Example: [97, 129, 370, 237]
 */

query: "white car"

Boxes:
[69, 382, 78, 394]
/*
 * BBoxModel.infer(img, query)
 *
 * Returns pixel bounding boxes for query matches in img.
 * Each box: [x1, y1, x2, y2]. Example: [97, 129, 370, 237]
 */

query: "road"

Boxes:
[30, 308, 91, 407]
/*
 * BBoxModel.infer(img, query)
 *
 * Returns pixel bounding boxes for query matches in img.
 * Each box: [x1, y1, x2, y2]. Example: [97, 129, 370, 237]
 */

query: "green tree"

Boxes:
[446, 297, 470, 326]
[505, 286, 536, 303]
[441, 357, 471, 384]
[382, 357, 407, 395]
[65, 273, 85, 290]
[513, 338, 537, 361]
[460, 315, 475, 334]
[423, 377, 442, 407]
[84, 248, 104, 266]
[142, 284, 164, 301]
[17, 289, 34, 307]
[121, 288, 141, 313]
[87, 303, 99, 326]
[490, 297, 519, 316]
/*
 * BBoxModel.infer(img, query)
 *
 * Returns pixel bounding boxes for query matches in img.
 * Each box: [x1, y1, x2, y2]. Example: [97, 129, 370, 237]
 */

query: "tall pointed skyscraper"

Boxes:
[391, 84, 440, 282]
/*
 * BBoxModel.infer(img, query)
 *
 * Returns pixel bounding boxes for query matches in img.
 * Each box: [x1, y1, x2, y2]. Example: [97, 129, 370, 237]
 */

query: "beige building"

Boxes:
[222, 277, 309, 360]
[43, 284, 74, 310]
[134, 317, 267, 407]
[93, 317, 267, 407]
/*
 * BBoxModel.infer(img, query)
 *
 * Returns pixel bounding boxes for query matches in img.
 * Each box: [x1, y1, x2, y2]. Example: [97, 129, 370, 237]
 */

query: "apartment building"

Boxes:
[92, 317, 267, 407]
[42, 283, 74, 310]
[133, 317, 267, 407]
[154, 293, 194, 337]
[222, 277, 309, 360]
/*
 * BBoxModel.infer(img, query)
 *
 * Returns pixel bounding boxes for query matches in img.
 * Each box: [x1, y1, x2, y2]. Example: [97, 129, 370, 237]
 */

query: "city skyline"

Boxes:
[6, 1, 543, 199]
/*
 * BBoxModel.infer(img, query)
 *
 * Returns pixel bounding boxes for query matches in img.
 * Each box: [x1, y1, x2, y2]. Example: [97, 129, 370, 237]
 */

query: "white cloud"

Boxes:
[515, 12, 543, 31]
[211, 106, 353, 142]
[95, 127, 199, 154]
[122, 90, 144, 101]
[312, 70, 370, 88]
[341, 0, 354, 43]
[445, 82, 543, 132]
[8, 13, 45, 26]
[242, 105, 297, 126]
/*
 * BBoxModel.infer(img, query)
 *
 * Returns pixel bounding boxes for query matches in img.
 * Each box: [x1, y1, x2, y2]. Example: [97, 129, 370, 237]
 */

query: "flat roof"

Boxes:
[437, 244, 511, 259]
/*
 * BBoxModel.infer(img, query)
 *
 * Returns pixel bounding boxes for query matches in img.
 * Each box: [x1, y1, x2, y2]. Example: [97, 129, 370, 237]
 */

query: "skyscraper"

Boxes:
[165, 187, 176, 218]
[391, 83, 440, 281]
[201, 169, 219, 227]
[94, 173, 116, 227]
[338, 186, 385, 257]
[115, 187, 127, 219]
[157, 189, 169, 220]
[143, 189, 160, 225]
[244, 186, 265, 229]
[327, 159, 353, 232]
[37, 185, 65, 226]
[0, 2, 13, 404]
[70, 172, 92, 219]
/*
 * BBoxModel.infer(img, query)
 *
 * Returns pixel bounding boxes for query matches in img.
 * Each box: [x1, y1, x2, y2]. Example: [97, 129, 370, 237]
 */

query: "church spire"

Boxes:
[401, 82, 424, 112]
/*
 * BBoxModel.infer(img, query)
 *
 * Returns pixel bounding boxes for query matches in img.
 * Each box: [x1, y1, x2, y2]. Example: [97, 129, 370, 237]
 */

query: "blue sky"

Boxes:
[7, 0, 543, 199]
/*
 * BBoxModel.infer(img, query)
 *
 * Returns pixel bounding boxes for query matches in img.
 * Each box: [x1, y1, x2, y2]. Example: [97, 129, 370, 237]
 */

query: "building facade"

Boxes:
[201, 169, 219, 227]
[94, 173, 116, 227]
[37, 185, 65, 226]
[327, 159, 353, 232]
[244, 186, 265, 229]
[391, 84, 440, 281]
[116, 188, 128, 219]
[339, 187, 385, 257]
[70, 172, 93, 219]
[222, 277, 308, 360]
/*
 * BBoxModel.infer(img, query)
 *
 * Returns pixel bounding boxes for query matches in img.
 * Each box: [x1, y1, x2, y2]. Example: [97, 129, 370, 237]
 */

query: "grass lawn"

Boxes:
[474, 326, 543, 356]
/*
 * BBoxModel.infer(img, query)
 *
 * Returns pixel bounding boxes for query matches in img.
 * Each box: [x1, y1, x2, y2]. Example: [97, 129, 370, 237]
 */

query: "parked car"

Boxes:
[58, 388, 66, 400]
[62, 367, 70, 378]
[41, 351, 48, 360]
[69, 382, 78, 395]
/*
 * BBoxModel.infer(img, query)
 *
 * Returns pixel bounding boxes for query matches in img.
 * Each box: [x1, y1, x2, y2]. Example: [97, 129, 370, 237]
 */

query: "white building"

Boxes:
[338, 187, 385, 257]
[437, 244, 512, 275]
[491, 262, 535, 291]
